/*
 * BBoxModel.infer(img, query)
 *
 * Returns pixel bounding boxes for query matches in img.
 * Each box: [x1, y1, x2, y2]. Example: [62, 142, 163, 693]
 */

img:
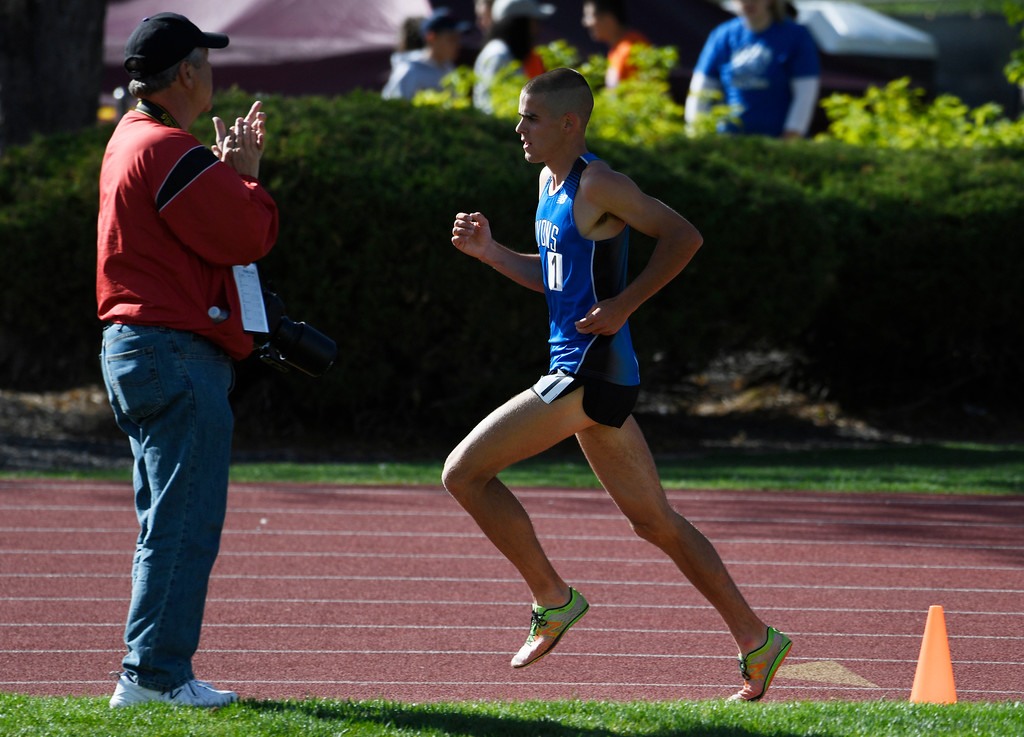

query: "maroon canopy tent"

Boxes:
[103, 0, 433, 95]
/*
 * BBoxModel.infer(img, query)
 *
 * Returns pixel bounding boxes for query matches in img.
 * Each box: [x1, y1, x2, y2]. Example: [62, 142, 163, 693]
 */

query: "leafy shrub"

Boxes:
[817, 77, 1024, 149]
[0, 127, 109, 386]
[1005, 0, 1024, 85]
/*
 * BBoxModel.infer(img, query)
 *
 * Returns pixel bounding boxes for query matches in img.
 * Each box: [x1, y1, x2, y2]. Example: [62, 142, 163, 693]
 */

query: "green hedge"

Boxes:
[2, 91, 1022, 442]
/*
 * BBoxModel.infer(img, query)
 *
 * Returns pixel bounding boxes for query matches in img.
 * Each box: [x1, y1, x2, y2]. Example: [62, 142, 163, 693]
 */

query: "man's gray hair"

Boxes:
[128, 47, 205, 98]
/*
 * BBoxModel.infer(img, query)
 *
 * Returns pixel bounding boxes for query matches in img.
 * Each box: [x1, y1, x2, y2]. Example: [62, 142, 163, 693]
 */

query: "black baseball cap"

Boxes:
[421, 8, 472, 36]
[124, 12, 229, 79]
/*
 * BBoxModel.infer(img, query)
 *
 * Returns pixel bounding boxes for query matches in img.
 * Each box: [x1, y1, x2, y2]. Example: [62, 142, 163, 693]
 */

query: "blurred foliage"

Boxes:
[817, 2, 1024, 148]
[1005, 0, 1024, 85]
[817, 77, 1024, 148]
[857, 0, 1007, 13]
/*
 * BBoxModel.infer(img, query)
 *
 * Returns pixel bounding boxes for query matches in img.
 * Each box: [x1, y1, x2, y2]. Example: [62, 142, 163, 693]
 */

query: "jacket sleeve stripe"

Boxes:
[156, 145, 220, 212]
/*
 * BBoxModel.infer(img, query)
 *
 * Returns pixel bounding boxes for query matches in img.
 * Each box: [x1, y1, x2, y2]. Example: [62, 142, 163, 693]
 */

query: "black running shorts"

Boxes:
[531, 370, 639, 428]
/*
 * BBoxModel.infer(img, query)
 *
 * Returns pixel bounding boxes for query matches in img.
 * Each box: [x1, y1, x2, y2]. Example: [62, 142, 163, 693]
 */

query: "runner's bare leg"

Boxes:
[443, 389, 594, 609]
[577, 416, 768, 653]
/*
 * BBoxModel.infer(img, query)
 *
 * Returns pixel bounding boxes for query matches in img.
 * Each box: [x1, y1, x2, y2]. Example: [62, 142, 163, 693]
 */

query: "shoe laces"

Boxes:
[737, 655, 751, 681]
[528, 609, 547, 640]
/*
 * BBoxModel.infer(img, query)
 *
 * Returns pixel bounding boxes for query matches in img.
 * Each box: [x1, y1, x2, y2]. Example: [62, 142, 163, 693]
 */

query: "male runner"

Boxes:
[445, 67, 791, 701]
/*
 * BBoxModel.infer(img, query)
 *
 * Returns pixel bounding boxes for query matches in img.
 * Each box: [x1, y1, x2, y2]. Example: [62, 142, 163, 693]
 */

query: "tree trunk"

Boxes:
[0, 0, 107, 151]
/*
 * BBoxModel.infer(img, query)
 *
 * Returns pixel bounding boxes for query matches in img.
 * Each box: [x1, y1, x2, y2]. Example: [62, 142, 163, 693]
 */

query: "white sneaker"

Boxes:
[109, 672, 238, 708]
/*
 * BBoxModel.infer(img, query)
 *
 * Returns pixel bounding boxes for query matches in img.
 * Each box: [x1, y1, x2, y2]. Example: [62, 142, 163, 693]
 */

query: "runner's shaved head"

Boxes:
[522, 68, 594, 126]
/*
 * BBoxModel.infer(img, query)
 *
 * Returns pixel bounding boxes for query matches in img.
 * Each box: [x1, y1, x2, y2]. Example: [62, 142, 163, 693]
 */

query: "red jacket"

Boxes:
[97, 109, 279, 360]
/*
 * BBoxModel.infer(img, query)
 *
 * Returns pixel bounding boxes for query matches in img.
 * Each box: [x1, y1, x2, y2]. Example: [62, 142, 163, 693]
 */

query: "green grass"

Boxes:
[9, 442, 1019, 495]
[1, 694, 1021, 737]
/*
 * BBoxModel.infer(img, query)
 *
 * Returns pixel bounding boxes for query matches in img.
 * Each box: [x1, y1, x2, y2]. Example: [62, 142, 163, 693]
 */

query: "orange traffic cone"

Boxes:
[910, 605, 957, 703]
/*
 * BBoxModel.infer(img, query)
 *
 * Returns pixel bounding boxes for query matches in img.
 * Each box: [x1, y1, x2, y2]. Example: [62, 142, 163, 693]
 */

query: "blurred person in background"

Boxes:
[473, 0, 555, 112]
[398, 15, 427, 53]
[475, 0, 495, 36]
[581, 0, 650, 90]
[685, 0, 819, 138]
[383, 8, 472, 100]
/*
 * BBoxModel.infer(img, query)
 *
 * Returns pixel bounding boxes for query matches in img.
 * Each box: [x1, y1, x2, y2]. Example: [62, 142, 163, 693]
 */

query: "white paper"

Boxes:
[232, 263, 269, 334]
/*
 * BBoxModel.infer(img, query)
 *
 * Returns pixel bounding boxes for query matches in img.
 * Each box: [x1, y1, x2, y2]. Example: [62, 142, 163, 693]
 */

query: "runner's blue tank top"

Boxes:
[535, 154, 640, 385]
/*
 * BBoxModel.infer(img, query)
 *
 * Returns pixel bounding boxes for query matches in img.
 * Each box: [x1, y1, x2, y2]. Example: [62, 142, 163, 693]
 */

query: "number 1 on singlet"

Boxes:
[546, 251, 564, 292]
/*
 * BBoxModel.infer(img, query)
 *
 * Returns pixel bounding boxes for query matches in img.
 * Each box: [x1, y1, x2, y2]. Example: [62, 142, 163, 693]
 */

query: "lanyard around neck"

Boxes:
[135, 99, 180, 128]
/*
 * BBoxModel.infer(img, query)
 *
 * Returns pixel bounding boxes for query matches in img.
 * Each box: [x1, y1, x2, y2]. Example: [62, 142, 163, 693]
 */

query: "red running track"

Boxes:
[1, 478, 1022, 702]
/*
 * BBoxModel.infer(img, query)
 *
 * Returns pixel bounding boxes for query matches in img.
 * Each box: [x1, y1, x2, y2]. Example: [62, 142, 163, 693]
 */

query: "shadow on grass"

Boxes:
[246, 699, 804, 737]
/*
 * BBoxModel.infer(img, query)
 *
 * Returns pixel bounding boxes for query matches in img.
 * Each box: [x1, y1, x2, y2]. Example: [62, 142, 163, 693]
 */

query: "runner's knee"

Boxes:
[441, 450, 484, 502]
[440, 453, 463, 496]
[626, 509, 680, 548]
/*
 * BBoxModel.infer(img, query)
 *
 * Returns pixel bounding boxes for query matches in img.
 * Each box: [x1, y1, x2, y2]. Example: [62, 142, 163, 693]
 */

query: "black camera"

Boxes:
[257, 289, 337, 377]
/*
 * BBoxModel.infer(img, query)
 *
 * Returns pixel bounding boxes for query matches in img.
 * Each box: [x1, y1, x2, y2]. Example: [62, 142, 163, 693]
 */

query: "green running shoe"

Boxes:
[510, 588, 589, 668]
[728, 626, 793, 701]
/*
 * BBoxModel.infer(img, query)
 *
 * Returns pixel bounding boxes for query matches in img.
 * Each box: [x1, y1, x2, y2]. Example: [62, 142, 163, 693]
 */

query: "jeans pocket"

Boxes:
[104, 346, 167, 422]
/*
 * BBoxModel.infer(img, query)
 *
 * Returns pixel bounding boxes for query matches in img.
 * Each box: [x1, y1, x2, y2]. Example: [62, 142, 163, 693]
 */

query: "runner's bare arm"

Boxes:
[452, 211, 545, 293]
[574, 168, 702, 335]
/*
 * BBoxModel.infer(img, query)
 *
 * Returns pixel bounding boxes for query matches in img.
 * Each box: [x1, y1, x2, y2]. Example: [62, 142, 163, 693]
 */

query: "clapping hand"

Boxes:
[212, 100, 266, 178]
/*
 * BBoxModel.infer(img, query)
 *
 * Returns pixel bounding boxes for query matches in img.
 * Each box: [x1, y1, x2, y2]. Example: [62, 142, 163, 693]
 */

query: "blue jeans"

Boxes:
[100, 324, 235, 691]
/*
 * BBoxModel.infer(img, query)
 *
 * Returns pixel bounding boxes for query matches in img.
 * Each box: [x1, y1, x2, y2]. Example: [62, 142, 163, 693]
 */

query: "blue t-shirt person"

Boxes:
[687, 17, 820, 137]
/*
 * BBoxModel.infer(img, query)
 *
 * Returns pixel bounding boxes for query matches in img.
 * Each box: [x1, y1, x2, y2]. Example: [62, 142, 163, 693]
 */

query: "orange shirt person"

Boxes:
[582, 0, 650, 89]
